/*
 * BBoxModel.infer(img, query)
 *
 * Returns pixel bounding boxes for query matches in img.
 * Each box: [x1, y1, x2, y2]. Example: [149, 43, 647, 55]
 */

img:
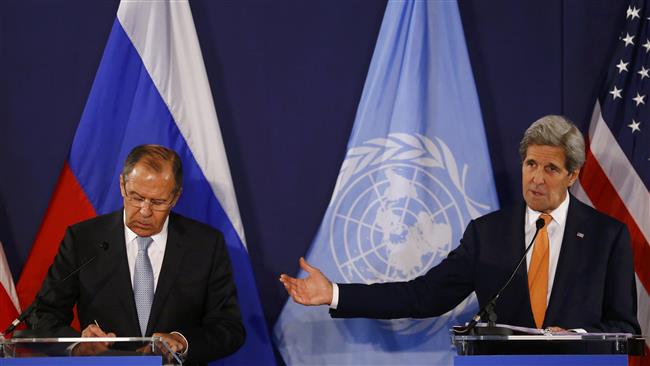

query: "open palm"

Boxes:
[279, 257, 333, 306]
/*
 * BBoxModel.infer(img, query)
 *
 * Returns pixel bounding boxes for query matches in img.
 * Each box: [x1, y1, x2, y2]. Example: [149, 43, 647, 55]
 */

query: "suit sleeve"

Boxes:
[590, 223, 641, 333]
[177, 232, 246, 363]
[330, 219, 479, 319]
[29, 227, 82, 337]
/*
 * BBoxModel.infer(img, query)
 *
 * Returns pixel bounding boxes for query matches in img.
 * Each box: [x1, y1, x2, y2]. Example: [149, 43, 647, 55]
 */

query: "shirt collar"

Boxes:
[526, 191, 570, 227]
[123, 210, 170, 244]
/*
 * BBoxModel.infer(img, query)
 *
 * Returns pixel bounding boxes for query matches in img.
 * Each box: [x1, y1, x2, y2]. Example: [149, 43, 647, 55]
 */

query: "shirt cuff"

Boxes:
[329, 283, 339, 309]
[170, 331, 189, 357]
[569, 328, 587, 333]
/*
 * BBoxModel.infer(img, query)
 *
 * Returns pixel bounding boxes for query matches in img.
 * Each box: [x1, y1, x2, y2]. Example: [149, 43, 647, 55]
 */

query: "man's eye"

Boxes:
[133, 197, 145, 202]
[151, 200, 166, 206]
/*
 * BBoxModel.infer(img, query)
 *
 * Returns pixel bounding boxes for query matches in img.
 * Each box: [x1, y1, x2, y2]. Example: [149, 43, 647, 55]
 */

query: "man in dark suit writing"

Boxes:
[280, 115, 640, 333]
[31, 144, 245, 364]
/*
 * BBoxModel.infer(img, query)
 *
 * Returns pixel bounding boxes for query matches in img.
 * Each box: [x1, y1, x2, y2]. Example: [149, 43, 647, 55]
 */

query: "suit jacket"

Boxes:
[31, 210, 245, 364]
[331, 195, 640, 333]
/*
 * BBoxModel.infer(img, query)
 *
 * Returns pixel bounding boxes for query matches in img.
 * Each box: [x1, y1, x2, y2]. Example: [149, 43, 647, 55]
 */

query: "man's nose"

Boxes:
[139, 204, 153, 216]
[531, 168, 544, 184]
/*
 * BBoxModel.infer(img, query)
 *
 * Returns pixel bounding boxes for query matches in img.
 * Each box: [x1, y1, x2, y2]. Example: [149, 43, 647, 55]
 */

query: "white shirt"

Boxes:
[123, 213, 169, 291]
[122, 212, 189, 354]
[331, 193, 572, 310]
[524, 192, 570, 303]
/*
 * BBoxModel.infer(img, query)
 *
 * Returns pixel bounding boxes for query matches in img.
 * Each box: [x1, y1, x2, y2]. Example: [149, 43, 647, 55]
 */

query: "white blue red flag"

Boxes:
[15, 1, 274, 364]
[571, 1, 650, 364]
[0, 240, 20, 336]
[274, 1, 499, 364]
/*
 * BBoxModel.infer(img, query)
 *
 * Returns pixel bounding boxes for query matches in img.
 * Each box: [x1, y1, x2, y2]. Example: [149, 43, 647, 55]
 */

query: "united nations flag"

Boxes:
[274, 1, 499, 364]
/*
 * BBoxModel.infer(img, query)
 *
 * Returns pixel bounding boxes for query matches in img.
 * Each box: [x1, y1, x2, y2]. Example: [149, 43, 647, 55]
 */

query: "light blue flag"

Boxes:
[274, 1, 499, 365]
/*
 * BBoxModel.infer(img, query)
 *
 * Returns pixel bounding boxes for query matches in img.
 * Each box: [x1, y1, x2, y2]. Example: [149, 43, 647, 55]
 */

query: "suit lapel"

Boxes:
[146, 213, 186, 334]
[104, 210, 141, 336]
[496, 202, 542, 328]
[506, 203, 536, 324]
[545, 195, 586, 326]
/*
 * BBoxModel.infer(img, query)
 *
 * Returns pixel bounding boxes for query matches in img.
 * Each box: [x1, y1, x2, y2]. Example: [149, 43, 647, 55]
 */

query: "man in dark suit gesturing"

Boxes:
[32, 145, 245, 364]
[280, 115, 640, 334]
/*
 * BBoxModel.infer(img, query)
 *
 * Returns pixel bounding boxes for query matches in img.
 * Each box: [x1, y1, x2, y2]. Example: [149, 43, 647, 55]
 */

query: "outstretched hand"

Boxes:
[279, 257, 333, 306]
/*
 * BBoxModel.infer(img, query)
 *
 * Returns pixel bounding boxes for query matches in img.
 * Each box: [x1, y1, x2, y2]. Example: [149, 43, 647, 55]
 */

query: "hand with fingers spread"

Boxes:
[544, 326, 571, 334]
[71, 323, 116, 356]
[137, 332, 187, 361]
[279, 257, 333, 306]
[153, 332, 187, 354]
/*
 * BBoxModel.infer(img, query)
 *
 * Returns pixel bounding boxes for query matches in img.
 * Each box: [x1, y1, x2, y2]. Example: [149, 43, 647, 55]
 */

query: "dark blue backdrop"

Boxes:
[0, 0, 628, 340]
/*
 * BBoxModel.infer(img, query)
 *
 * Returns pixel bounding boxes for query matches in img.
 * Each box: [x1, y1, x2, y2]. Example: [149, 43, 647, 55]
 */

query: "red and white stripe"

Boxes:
[572, 101, 650, 360]
[0, 240, 20, 333]
[16, 163, 95, 331]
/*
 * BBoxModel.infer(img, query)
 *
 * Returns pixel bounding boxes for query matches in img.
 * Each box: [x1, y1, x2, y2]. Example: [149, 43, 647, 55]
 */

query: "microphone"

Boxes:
[454, 217, 546, 335]
[2, 242, 109, 336]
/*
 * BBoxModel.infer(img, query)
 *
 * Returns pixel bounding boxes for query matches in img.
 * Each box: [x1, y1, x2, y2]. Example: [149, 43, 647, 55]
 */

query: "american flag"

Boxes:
[0, 240, 20, 336]
[572, 1, 650, 363]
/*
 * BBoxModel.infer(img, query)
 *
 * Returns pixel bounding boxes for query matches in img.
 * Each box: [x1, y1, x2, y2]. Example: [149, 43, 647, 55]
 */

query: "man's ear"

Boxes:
[567, 169, 580, 187]
[171, 187, 183, 206]
[119, 175, 126, 197]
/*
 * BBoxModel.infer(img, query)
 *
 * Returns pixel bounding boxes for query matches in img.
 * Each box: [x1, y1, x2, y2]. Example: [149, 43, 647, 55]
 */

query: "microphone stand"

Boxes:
[454, 218, 546, 335]
[1, 242, 109, 337]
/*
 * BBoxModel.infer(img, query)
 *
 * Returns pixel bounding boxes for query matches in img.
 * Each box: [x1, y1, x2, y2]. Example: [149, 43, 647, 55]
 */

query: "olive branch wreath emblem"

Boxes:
[333, 133, 490, 219]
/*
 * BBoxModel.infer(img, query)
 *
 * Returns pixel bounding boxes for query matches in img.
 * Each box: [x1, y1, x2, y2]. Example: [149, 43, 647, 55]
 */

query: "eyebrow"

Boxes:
[525, 159, 563, 170]
[127, 189, 170, 202]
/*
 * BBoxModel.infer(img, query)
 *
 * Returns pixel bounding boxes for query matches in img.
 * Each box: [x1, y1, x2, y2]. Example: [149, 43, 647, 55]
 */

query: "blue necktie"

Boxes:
[134, 236, 154, 336]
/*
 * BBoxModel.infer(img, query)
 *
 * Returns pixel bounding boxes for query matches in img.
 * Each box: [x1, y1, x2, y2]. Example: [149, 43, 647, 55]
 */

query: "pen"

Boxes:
[94, 319, 100, 328]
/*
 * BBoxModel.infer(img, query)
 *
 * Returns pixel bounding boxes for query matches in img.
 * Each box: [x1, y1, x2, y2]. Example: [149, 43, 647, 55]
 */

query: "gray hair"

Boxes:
[121, 144, 183, 193]
[518, 115, 585, 173]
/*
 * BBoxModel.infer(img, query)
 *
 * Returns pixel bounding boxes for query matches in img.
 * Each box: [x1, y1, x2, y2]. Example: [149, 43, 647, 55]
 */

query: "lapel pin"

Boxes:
[576, 232, 584, 238]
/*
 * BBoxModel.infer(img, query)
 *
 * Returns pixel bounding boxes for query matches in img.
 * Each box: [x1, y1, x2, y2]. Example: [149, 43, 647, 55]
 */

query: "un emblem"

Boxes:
[329, 133, 490, 335]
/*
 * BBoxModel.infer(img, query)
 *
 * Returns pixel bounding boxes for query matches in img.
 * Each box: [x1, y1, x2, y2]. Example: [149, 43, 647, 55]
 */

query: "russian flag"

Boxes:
[15, 1, 274, 364]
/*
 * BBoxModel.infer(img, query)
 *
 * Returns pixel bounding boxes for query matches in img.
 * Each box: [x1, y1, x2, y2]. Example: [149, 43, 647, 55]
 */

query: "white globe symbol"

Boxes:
[330, 164, 465, 285]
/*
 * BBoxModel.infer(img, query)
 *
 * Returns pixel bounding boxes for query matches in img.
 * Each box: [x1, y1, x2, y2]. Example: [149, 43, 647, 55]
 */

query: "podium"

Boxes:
[0, 337, 182, 365]
[452, 333, 645, 366]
